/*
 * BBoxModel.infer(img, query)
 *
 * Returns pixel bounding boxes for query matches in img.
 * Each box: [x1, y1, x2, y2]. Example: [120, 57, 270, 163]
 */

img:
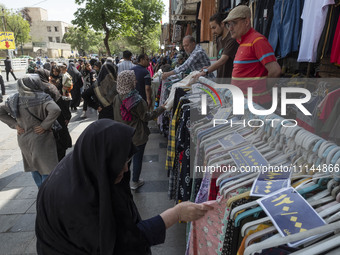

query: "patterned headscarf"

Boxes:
[116, 70, 136, 95]
[117, 70, 142, 121]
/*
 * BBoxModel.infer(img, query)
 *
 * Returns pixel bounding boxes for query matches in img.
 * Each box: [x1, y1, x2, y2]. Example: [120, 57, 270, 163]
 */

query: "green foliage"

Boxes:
[73, 0, 142, 55]
[63, 26, 104, 55]
[127, 0, 164, 53]
[0, 8, 31, 45]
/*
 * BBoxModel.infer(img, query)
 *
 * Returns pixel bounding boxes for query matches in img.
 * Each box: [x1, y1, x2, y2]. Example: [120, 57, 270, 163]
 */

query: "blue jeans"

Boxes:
[132, 143, 146, 182]
[31, 171, 48, 188]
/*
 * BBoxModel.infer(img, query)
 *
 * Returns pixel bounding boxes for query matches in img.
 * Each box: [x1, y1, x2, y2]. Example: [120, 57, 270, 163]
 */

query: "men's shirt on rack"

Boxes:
[268, 0, 301, 58]
[297, 0, 335, 62]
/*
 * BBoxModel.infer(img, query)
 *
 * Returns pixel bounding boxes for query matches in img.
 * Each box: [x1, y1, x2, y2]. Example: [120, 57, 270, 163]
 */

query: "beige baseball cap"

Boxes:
[223, 5, 251, 23]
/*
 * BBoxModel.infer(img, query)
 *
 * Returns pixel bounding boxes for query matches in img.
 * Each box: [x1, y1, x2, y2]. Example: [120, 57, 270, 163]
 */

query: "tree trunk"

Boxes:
[102, 23, 111, 56]
[141, 47, 145, 54]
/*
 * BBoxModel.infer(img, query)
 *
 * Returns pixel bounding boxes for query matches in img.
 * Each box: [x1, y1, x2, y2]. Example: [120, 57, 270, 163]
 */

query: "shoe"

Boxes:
[130, 179, 144, 190]
[80, 111, 87, 118]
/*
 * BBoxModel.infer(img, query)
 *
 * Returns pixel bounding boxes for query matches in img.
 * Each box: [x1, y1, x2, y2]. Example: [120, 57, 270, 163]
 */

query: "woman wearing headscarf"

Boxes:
[35, 69, 72, 161]
[80, 62, 97, 118]
[82, 62, 117, 119]
[67, 61, 83, 111]
[0, 75, 60, 187]
[113, 70, 165, 190]
[36, 119, 212, 254]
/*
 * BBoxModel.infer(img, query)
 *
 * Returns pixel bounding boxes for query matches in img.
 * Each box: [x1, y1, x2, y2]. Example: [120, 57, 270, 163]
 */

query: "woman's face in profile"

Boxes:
[114, 161, 129, 184]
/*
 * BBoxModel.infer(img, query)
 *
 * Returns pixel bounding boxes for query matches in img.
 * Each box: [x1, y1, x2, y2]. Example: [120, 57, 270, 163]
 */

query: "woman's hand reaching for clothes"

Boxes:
[16, 125, 25, 135]
[160, 201, 213, 229]
[175, 201, 213, 222]
[34, 126, 46, 134]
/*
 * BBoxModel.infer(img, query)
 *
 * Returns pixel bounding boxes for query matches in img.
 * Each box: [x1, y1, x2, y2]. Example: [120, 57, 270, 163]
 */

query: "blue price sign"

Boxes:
[258, 187, 326, 247]
[229, 145, 268, 169]
[251, 168, 292, 197]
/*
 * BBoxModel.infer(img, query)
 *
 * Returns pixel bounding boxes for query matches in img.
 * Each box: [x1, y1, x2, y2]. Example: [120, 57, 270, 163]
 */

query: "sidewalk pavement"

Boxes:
[0, 72, 186, 254]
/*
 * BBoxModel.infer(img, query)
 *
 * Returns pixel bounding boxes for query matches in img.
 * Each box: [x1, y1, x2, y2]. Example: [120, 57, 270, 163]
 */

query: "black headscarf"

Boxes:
[93, 63, 118, 107]
[67, 62, 82, 84]
[36, 120, 150, 255]
[35, 69, 61, 102]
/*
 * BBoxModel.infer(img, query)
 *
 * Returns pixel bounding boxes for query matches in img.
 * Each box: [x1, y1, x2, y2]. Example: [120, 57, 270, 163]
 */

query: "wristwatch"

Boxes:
[203, 68, 209, 75]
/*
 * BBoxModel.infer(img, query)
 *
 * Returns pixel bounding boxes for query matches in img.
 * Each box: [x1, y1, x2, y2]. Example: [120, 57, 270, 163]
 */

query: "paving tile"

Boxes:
[0, 214, 20, 232]
[143, 155, 159, 163]
[0, 232, 35, 255]
[0, 188, 23, 200]
[24, 235, 37, 254]
[5, 173, 36, 188]
[159, 142, 168, 148]
[9, 213, 36, 233]
[26, 202, 37, 214]
[14, 186, 38, 200]
[134, 180, 168, 193]
[0, 199, 35, 215]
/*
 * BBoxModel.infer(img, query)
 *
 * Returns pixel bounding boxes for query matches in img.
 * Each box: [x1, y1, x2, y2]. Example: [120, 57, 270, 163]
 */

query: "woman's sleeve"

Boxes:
[137, 215, 166, 246]
[136, 100, 165, 122]
[40, 101, 61, 130]
[0, 104, 17, 129]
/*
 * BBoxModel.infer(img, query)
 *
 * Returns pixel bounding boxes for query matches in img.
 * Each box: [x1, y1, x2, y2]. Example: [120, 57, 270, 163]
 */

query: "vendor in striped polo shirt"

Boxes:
[224, 5, 281, 108]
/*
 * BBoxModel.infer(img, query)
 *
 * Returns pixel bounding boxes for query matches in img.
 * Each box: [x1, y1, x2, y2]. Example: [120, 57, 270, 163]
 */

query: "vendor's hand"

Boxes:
[16, 125, 25, 135]
[200, 66, 208, 71]
[162, 72, 171, 80]
[193, 71, 205, 80]
[34, 125, 46, 134]
[175, 201, 213, 222]
[98, 106, 102, 112]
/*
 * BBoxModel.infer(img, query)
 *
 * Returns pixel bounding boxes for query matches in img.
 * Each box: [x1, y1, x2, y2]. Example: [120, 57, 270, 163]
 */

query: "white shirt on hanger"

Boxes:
[297, 0, 335, 63]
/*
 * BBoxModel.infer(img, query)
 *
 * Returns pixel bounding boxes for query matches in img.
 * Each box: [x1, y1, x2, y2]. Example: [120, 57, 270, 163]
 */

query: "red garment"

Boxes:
[147, 63, 154, 78]
[232, 28, 277, 104]
[208, 178, 219, 200]
[330, 14, 340, 65]
[319, 88, 340, 122]
[186, 24, 193, 36]
[296, 117, 315, 133]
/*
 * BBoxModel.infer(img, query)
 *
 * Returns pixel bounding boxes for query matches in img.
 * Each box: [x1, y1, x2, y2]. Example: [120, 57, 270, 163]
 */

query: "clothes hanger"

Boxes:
[243, 221, 340, 255]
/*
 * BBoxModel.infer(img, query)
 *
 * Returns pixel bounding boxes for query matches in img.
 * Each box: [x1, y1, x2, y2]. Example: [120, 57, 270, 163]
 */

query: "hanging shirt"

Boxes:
[330, 13, 340, 65]
[297, 0, 335, 63]
[232, 28, 277, 105]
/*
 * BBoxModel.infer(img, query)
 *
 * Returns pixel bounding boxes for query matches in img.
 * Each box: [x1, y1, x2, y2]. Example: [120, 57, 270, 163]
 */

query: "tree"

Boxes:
[128, 0, 164, 54]
[73, 0, 141, 56]
[0, 7, 31, 54]
[63, 26, 104, 56]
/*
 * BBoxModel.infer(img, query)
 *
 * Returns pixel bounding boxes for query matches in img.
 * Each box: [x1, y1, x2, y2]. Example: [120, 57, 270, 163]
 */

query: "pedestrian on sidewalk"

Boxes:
[0, 75, 60, 188]
[36, 119, 213, 255]
[67, 61, 83, 111]
[82, 62, 117, 120]
[113, 70, 166, 190]
[4, 56, 17, 82]
[35, 69, 72, 161]
[0, 65, 5, 95]
[80, 62, 96, 118]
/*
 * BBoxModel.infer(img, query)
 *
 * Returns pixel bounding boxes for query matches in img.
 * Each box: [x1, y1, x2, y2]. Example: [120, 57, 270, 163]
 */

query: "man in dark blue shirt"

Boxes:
[130, 54, 152, 107]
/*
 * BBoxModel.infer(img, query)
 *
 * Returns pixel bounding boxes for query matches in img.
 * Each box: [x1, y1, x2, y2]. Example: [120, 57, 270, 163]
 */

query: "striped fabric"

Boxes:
[174, 45, 213, 77]
[232, 28, 277, 104]
[117, 60, 135, 74]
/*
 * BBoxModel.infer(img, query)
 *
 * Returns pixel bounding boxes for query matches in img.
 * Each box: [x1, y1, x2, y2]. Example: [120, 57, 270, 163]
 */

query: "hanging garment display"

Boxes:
[298, 0, 335, 62]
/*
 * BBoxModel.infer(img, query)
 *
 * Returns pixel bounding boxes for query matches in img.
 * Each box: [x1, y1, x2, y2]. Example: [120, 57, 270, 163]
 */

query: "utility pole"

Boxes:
[0, 8, 10, 58]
